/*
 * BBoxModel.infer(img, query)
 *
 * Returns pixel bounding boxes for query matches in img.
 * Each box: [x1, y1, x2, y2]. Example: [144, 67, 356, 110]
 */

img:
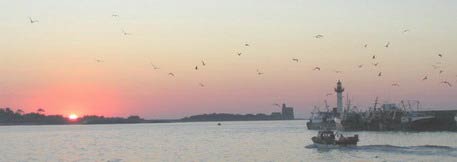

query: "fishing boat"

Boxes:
[311, 130, 359, 147]
[307, 111, 337, 130]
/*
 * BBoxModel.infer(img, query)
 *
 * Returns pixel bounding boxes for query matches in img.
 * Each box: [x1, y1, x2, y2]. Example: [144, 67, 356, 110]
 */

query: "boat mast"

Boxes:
[346, 93, 351, 113]
[408, 100, 412, 111]
[416, 101, 420, 111]
[401, 100, 406, 111]
[373, 97, 379, 111]
[324, 100, 330, 112]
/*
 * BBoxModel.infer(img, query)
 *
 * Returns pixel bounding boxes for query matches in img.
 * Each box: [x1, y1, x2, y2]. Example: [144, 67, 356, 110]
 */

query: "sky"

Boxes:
[0, 0, 457, 119]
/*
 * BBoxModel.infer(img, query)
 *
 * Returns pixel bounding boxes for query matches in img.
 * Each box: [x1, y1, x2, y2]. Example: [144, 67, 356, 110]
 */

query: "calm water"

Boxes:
[1, 120, 457, 162]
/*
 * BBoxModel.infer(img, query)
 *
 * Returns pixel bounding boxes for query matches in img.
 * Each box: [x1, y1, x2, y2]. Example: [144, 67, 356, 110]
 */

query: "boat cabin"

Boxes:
[318, 130, 336, 139]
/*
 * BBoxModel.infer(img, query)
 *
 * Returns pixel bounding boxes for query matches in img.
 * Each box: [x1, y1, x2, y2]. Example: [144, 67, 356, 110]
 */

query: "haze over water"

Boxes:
[1, 1, 457, 118]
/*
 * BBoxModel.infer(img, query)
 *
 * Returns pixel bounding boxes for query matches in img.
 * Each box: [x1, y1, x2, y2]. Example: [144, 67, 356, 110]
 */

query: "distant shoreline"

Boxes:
[1, 108, 300, 126]
[0, 119, 306, 126]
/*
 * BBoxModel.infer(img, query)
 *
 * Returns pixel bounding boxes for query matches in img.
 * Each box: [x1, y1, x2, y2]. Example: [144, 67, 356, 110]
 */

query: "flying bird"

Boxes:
[168, 73, 175, 77]
[195, 66, 198, 70]
[292, 58, 299, 62]
[199, 83, 205, 87]
[402, 29, 410, 33]
[441, 81, 452, 87]
[112, 14, 119, 17]
[334, 70, 343, 74]
[325, 93, 333, 97]
[149, 58, 160, 70]
[237, 52, 242, 56]
[364, 44, 368, 48]
[432, 65, 440, 69]
[314, 34, 324, 39]
[150, 63, 160, 70]
[372, 55, 376, 59]
[373, 62, 379, 67]
[28, 17, 39, 24]
[201, 61, 206, 66]
[384, 42, 390, 48]
[272, 103, 281, 107]
[438, 54, 443, 58]
[121, 29, 132, 36]
[244, 43, 249, 47]
[358, 64, 364, 68]
[313, 67, 321, 71]
[378, 72, 382, 77]
[256, 69, 264, 75]
[439, 70, 444, 74]
[422, 76, 428, 81]
[95, 59, 104, 63]
[392, 83, 400, 87]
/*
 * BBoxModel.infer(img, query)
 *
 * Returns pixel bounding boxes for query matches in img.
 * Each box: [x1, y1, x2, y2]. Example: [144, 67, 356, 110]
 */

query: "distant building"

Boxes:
[271, 112, 282, 120]
[281, 103, 295, 120]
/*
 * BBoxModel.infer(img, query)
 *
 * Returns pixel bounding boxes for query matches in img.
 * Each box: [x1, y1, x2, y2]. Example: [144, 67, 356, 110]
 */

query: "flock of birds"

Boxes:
[310, 33, 455, 97]
[26, 15, 455, 99]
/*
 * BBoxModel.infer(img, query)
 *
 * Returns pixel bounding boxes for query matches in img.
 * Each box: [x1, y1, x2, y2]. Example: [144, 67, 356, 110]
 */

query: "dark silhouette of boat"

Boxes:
[311, 130, 359, 147]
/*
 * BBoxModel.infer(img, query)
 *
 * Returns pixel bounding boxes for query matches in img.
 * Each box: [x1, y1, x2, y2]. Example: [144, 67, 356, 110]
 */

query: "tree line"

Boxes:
[0, 108, 145, 125]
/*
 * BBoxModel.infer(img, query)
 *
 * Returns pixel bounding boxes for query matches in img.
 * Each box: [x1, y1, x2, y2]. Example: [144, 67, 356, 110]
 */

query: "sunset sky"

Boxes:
[0, 0, 456, 119]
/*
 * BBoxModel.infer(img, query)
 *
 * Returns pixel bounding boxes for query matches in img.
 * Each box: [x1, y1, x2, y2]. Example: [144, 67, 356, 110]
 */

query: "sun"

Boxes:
[68, 113, 79, 120]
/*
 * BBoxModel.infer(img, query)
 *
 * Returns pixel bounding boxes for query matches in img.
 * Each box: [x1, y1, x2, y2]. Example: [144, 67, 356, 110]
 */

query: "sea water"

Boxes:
[1, 120, 456, 162]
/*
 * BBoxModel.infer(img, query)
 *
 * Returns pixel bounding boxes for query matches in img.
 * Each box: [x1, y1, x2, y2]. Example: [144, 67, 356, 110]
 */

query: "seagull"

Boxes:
[201, 60, 206, 66]
[256, 69, 264, 75]
[384, 42, 390, 48]
[422, 76, 428, 81]
[441, 81, 452, 87]
[438, 54, 443, 58]
[150, 63, 160, 70]
[378, 72, 382, 77]
[199, 83, 205, 87]
[244, 43, 249, 47]
[334, 70, 343, 74]
[358, 64, 364, 68]
[168, 73, 175, 77]
[313, 67, 321, 71]
[149, 58, 160, 69]
[439, 70, 444, 74]
[121, 29, 132, 35]
[373, 62, 379, 67]
[314, 34, 324, 39]
[272, 103, 281, 107]
[372, 55, 376, 59]
[195, 66, 198, 70]
[237, 52, 242, 56]
[28, 17, 39, 24]
[364, 44, 368, 48]
[325, 93, 333, 96]
[112, 14, 119, 17]
[402, 29, 410, 33]
[95, 59, 104, 63]
[392, 83, 400, 87]
[292, 58, 299, 62]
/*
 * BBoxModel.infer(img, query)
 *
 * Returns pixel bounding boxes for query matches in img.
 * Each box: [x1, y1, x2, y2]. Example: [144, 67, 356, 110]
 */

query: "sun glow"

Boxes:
[68, 113, 79, 120]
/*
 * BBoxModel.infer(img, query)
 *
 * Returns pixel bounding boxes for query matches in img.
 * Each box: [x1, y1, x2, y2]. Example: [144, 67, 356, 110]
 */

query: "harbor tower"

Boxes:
[281, 103, 295, 120]
[334, 80, 345, 113]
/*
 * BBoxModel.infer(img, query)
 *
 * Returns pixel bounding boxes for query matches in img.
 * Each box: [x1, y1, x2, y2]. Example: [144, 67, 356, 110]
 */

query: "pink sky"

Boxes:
[0, 0, 456, 118]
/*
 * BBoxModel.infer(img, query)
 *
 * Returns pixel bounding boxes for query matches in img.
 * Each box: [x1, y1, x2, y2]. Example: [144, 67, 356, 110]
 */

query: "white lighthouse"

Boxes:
[334, 80, 345, 113]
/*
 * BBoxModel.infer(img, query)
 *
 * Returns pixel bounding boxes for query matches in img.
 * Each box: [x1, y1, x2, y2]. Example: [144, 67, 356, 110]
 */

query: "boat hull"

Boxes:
[311, 136, 358, 146]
